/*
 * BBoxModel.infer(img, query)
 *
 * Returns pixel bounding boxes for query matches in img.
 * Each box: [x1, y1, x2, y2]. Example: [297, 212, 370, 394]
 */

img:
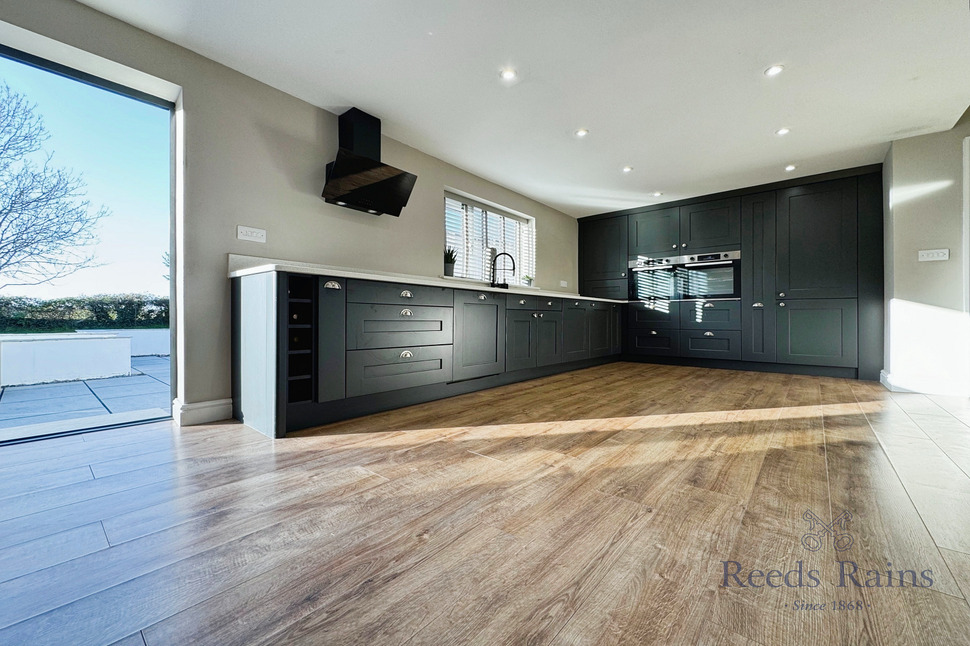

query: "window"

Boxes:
[444, 193, 536, 284]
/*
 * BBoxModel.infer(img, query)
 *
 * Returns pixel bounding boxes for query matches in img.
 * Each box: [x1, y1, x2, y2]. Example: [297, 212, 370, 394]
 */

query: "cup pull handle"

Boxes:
[401, 309, 413, 317]
[704, 331, 715, 337]
[400, 290, 413, 299]
[703, 302, 715, 308]
[478, 294, 487, 300]
[400, 350, 413, 359]
[650, 330, 658, 335]
[323, 280, 341, 290]
[752, 302, 764, 308]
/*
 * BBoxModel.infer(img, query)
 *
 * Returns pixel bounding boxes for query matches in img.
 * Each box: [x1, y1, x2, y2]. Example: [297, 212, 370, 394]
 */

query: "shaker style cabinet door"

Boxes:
[628, 207, 679, 257]
[775, 299, 858, 367]
[678, 197, 740, 251]
[776, 178, 858, 300]
[453, 290, 506, 380]
[562, 300, 590, 361]
[580, 216, 629, 281]
[741, 192, 777, 363]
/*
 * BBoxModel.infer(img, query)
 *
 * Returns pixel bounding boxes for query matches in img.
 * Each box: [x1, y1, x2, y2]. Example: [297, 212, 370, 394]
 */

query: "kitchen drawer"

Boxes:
[629, 329, 679, 356]
[347, 304, 453, 349]
[347, 279, 453, 307]
[583, 279, 628, 300]
[507, 294, 537, 310]
[629, 300, 680, 329]
[538, 297, 562, 311]
[679, 300, 741, 330]
[346, 345, 453, 397]
[679, 330, 741, 360]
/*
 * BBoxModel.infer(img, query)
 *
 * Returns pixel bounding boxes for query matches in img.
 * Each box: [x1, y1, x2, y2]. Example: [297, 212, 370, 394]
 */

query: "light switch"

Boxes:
[918, 249, 949, 262]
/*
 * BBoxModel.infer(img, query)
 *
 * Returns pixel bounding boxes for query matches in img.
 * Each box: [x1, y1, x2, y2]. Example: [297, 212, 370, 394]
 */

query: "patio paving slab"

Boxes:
[0, 408, 107, 430]
[85, 375, 161, 391]
[86, 381, 169, 398]
[100, 392, 172, 414]
[0, 382, 92, 403]
[0, 394, 105, 420]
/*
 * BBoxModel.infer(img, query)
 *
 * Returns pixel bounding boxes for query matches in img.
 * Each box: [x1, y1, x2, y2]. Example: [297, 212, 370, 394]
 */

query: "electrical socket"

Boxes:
[237, 225, 267, 243]
[560, 280, 568, 288]
[918, 248, 948, 262]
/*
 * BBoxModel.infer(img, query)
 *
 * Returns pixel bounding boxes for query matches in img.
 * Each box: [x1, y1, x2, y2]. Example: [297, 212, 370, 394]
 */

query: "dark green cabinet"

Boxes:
[629, 300, 680, 329]
[506, 309, 537, 372]
[453, 290, 506, 380]
[679, 198, 741, 251]
[776, 299, 858, 367]
[610, 304, 623, 354]
[776, 178, 857, 300]
[630, 329, 679, 356]
[588, 301, 611, 358]
[580, 216, 628, 281]
[507, 296, 564, 371]
[582, 279, 628, 300]
[628, 207, 679, 257]
[680, 330, 742, 360]
[741, 192, 777, 363]
[537, 311, 564, 367]
[346, 345, 453, 397]
[679, 300, 741, 330]
[316, 277, 347, 403]
[346, 304, 453, 350]
[563, 300, 590, 361]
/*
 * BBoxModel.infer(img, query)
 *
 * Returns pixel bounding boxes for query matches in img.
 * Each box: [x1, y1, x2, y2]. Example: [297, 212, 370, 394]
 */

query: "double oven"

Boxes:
[629, 250, 741, 303]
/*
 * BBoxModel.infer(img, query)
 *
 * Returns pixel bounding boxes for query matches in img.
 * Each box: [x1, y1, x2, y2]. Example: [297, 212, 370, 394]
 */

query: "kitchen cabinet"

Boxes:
[346, 345, 453, 397]
[627, 199, 740, 258]
[453, 289, 506, 380]
[679, 300, 742, 330]
[316, 276, 347, 403]
[506, 295, 564, 371]
[776, 178, 857, 300]
[629, 329, 679, 356]
[776, 298, 858, 367]
[580, 215, 629, 281]
[740, 192, 777, 363]
[679, 330, 742, 360]
[346, 304, 453, 350]
[587, 301, 611, 358]
[582, 279, 628, 300]
[563, 299, 590, 361]
[610, 303, 623, 354]
[679, 198, 741, 251]
[629, 300, 680, 330]
[628, 207, 679, 257]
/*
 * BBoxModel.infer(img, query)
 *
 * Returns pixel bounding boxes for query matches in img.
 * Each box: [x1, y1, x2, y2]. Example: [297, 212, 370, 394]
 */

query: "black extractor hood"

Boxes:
[322, 108, 417, 217]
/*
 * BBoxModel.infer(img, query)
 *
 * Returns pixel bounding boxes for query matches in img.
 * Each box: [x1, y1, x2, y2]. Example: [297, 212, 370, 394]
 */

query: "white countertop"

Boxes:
[227, 254, 627, 303]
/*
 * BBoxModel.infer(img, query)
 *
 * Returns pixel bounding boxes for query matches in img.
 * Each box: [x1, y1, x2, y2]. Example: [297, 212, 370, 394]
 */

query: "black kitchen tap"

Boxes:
[490, 252, 516, 289]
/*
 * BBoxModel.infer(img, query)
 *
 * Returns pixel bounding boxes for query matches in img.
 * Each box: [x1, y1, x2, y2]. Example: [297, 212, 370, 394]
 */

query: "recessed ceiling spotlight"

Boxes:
[651, 191, 663, 197]
[574, 128, 589, 138]
[764, 65, 784, 77]
[785, 164, 797, 172]
[775, 127, 791, 136]
[499, 68, 517, 81]
[622, 166, 633, 173]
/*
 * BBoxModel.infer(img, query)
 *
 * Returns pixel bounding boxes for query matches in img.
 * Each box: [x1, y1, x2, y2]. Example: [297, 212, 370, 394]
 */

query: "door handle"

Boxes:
[538, 313, 544, 318]
[532, 312, 538, 318]
[778, 292, 786, 297]
[400, 350, 413, 359]
[778, 302, 786, 307]
[400, 290, 413, 298]
[650, 330, 658, 335]
[519, 299, 527, 305]
[323, 280, 341, 290]
[752, 302, 764, 308]
[704, 331, 715, 337]
[703, 302, 715, 308]
[682, 243, 687, 248]
[478, 294, 487, 300]
[621, 272, 626, 277]
[400, 309, 413, 317]
[671, 244, 677, 249]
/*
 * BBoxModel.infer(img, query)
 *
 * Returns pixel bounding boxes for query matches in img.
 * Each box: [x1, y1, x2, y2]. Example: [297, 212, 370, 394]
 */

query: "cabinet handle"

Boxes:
[590, 303, 596, 307]
[575, 301, 580, 306]
[650, 330, 658, 335]
[703, 302, 714, 308]
[532, 312, 539, 318]
[323, 280, 341, 290]
[401, 308, 413, 317]
[519, 299, 527, 305]
[538, 313, 544, 318]
[704, 331, 715, 337]
[779, 302, 786, 307]
[400, 350, 413, 359]
[478, 294, 487, 301]
[547, 301, 553, 306]
[671, 244, 677, 249]
[752, 302, 764, 308]
[621, 272, 626, 277]
[778, 292, 786, 297]
[682, 243, 687, 248]
[400, 290, 413, 299]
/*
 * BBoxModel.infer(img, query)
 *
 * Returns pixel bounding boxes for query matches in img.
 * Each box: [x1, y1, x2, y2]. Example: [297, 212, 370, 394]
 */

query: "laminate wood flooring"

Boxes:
[2, 363, 970, 645]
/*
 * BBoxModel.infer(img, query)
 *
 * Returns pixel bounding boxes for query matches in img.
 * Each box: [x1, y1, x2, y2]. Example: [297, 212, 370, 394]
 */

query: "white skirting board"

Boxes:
[173, 398, 233, 426]
[879, 370, 913, 393]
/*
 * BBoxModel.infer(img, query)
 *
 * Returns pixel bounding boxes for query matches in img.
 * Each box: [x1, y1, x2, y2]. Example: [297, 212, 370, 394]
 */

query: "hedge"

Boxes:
[0, 294, 169, 333]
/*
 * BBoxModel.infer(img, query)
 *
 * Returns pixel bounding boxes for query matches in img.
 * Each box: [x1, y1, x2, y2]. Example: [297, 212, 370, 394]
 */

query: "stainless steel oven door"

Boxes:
[631, 264, 678, 301]
[677, 259, 741, 300]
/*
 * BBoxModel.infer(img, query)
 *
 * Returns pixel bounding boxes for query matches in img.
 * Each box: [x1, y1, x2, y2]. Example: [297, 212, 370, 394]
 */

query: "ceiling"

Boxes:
[78, 0, 970, 217]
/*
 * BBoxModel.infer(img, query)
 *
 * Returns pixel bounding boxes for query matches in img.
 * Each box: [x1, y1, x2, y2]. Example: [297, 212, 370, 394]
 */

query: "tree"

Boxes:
[0, 84, 107, 289]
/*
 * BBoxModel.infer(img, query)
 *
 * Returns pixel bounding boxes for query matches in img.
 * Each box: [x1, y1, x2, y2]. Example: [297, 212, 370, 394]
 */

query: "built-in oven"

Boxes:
[677, 250, 741, 301]
[628, 250, 741, 302]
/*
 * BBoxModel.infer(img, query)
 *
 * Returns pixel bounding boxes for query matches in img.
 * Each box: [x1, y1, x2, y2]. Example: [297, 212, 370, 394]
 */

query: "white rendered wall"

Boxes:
[0, 334, 131, 386]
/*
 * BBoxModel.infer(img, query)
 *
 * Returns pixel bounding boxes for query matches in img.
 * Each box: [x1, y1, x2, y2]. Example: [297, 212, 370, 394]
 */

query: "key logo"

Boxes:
[800, 509, 853, 552]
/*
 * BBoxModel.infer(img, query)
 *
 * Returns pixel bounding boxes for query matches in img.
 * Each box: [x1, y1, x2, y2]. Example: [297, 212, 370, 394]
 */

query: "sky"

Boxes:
[0, 54, 170, 298]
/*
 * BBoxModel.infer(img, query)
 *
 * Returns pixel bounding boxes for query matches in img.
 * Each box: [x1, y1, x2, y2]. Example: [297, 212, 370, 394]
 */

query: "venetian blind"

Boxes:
[444, 193, 536, 284]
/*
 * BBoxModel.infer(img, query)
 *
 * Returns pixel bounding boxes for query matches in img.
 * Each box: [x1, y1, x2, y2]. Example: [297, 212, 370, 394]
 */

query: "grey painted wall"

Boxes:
[882, 111, 970, 394]
[0, 0, 578, 412]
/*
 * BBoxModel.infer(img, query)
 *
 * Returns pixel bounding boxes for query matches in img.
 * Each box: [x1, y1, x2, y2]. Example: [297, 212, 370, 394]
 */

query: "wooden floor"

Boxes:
[3, 363, 970, 645]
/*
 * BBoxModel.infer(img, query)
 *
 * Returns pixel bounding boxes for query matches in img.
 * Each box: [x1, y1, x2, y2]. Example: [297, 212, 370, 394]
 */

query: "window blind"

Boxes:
[444, 194, 536, 284]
